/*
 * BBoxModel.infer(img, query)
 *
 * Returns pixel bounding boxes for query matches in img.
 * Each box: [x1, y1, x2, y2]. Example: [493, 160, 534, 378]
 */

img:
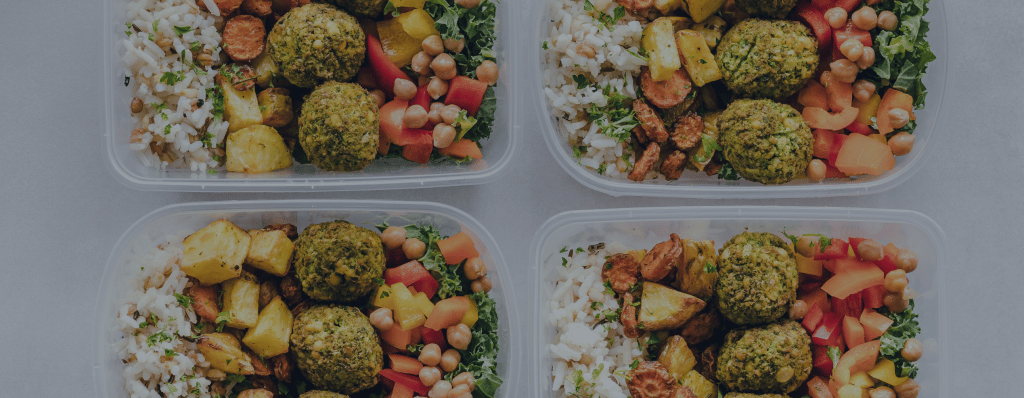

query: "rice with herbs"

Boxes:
[122, 0, 229, 173]
[542, 0, 649, 180]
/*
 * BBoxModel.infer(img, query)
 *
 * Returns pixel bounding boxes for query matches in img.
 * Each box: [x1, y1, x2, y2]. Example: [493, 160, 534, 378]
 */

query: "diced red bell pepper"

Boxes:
[845, 121, 874, 136]
[812, 129, 839, 159]
[814, 238, 851, 260]
[874, 243, 900, 274]
[845, 291, 863, 318]
[825, 163, 849, 179]
[379, 369, 431, 396]
[419, 326, 447, 351]
[385, 261, 440, 299]
[412, 84, 436, 131]
[812, 344, 837, 377]
[810, 0, 834, 11]
[829, 295, 848, 319]
[368, 34, 413, 99]
[834, 20, 872, 49]
[800, 287, 832, 313]
[803, 302, 825, 333]
[386, 247, 411, 268]
[401, 128, 434, 164]
[812, 311, 843, 346]
[828, 133, 848, 166]
[792, 3, 832, 53]
[862, 284, 885, 309]
[848, 237, 866, 255]
[444, 76, 488, 116]
[389, 353, 424, 375]
[834, 0, 862, 13]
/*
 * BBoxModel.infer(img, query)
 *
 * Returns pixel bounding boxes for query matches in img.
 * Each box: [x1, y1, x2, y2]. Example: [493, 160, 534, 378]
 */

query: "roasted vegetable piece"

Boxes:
[654, 0, 682, 14]
[639, 282, 706, 330]
[602, 253, 641, 294]
[642, 17, 682, 82]
[258, 88, 294, 128]
[187, 282, 221, 323]
[197, 333, 255, 375]
[687, 111, 720, 171]
[684, 0, 728, 23]
[658, 335, 698, 382]
[222, 271, 260, 329]
[225, 125, 293, 174]
[242, 296, 294, 357]
[252, 51, 287, 88]
[237, 389, 274, 398]
[245, 228, 294, 276]
[680, 370, 718, 398]
[679, 308, 720, 345]
[377, 9, 440, 67]
[181, 220, 250, 285]
[627, 361, 674, 398]
[676, 30, 722, 87]
[642, 234, 684, 281]
[693, 16, 727, 49]
[220, 77, 262, 133]
[676, 239, 718, 300]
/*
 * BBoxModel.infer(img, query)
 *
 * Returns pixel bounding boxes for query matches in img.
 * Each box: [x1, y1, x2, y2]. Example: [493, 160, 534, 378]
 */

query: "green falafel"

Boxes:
[716, 19, 818, 99]
[268, 3, 366, 87]
[718, 99, 813, 185]
[733, 0, 799, 19]
[717, 319, 813, 393]
[715, 232, 798, 325]
[293, 220, 385, 302]
[291, 305, 383, 394]
[317, 0, 387, 18]
[299, 82, 380, 172]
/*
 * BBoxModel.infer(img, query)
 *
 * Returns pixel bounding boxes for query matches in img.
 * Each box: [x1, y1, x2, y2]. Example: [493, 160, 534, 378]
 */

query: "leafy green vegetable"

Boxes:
[424, 0, 497, 77]
[878, 300, 921, 378]
[447, 292, 502, 398]
[692, 134, 721, 164]
[375, 222, 464, 299]
[714, 152, 740, 181]
[585, 84, 639, 143]
[461, 87, 495, 142]
[867, 0, 935, 112]
[383, 0, 400, 17]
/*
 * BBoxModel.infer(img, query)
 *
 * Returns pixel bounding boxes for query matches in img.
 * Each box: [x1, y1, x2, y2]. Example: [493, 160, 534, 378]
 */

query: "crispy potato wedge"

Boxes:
[242, 296, 293, 357]
[681, 370, 718, 398]
[220, 77, 262, 133]
[225, 125, 293, 174]
[639, 282, 705, 330]
[675, 239, 718, 300]
[197, 333, 254, 375]
[181, 220, 251, 285]
[642, 18, 682, 82]
[237, 389, 274, 398]
[683, 0, 727, 23]
[222, 271, 260, 329]
[675, 30, 722, 87]
[245, 228, 294, 276]
[658, 335, 697, 382]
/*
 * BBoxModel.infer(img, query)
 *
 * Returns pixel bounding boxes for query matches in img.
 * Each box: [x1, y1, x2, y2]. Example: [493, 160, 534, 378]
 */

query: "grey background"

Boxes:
[0, 0, 1016, 396]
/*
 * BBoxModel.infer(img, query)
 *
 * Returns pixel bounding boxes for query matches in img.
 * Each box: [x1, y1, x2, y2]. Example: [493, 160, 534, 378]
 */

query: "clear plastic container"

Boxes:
[92, 200, 522, 397]
[530, 206, 948, 397]
[103, 0, 520, 192]
[524, 0, 949, 198]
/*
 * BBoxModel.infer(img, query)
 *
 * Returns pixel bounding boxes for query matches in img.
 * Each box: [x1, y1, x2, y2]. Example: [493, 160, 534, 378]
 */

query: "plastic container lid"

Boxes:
[524, 0, 949, 198]
[104, 0, 520, 192]
[92, 199, 522, 398]
[529, 206, 948, 397]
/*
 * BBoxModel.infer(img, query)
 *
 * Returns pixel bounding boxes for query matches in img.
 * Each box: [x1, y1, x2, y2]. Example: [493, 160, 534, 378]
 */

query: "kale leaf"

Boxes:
[878, 299, 921, 378]
[446, 291, 502, 398]
[866, 0, 935, 112]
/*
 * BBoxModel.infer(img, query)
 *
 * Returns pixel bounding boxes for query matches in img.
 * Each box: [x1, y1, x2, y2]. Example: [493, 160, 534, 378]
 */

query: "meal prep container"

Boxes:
[524, 0, 949, 198]
[104, 0, 520, 192]
[529, 206, 948, 397]
[92, 200, 522, 397]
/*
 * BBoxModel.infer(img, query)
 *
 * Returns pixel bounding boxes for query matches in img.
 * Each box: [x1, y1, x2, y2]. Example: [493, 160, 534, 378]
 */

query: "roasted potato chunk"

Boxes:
[675, 239, 718, 300]
[237, 389, 274, 398]
[687, 111, 720, 171]
[642, 18, 682, 82]
[225, 125, 293, 174]
[681, 370, 717, 398]
[181, 220, 251, 285]
[245, 228, 294, 276]
[675, 30, 722, 87]
[257, 88, 294, 128]
[658, 335, 697, 382]
[692, 16, 727, 49]
[197, 333, 255, 375]
[682, 0, 727, 23]
[252, 51, 288, 88]
[220, 77, 262, 133]
[639, 282, 706, 330]
[222, 271, 260, 329]
[242, 296, 293, 357]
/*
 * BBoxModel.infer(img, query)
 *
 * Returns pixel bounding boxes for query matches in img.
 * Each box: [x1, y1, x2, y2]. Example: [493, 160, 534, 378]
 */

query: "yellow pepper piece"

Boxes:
[837, 384, 863, 398]
[850, 371, 874, 389]
[855, 94, 882, 126]
[377, 9, 440, 67]
[459, 296, 479, 328]
[869, 134, 887, 146]
[868, 358, 909, 386]
[391, 283, 426, 330]
[412, 292, 435, 317]
[373, 285, 394, 309]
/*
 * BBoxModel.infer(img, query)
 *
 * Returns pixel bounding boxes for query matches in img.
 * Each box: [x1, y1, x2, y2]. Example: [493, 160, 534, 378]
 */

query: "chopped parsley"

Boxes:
[173, 26, 192, 36]
[585, 84, 639, 143]
[878, 300, 921, 378]
[703, 261, 716, 274]
[174, 293, 193, 308]
[572, 74, 589, 90]
[163, 125, 171, 135]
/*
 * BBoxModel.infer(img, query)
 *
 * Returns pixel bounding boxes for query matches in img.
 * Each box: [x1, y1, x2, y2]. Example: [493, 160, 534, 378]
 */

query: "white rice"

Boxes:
[542, 0, 648, 179]
[113, 235, 219, 398]
[548, 242, 647, 398]
[122, 0, 228, 173]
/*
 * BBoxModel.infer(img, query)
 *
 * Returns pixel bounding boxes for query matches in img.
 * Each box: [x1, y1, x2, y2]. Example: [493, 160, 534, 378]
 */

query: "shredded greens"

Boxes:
[375, 222, 465, 299]
[424, 0, 497, 77]
[867, 0, 935, 112]
[878, 300, 921, 379]
[584, 84, 639, 143]
[446, 291, 503, 398]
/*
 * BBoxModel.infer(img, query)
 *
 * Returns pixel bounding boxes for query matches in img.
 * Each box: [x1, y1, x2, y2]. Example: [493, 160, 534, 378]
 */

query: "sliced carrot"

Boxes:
[388, 353, 424, 375]
[876, 89, 917, 135]
[843, 315, 866, 348]
[423, 296, 471, 331]
[438, 139, 484, 160]
[833, 340, 881, 385]
[436, 232, 479, 265]
[821, 258, 884, 299]
[833, 133, 896, 176]
[799, 80, 829, 109]
[803, 106, 860, 131]
[379, 325, 414, 349]
[821, 71, 853, 111]
[860, 308, 894, 340]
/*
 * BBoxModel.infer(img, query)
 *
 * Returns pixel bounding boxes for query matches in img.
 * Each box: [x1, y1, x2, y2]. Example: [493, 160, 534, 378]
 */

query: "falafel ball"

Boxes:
[299, 81, 379, 172]
[715, 19, 818, 99]
[715, 232, 798, 325]
[718, 99, 812, 185]
[293, 220, 385, 302]
[318, 0, 387, 18]
[299, 392, 350, 398]
[716, 319, 813, 393]
[267, 3, 366, 87]
[291, 305, 383, 394]
[733, 0, 799, 19]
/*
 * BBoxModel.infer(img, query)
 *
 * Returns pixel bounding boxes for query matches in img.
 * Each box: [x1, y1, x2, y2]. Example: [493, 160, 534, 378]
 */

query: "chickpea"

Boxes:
[428, 108, 443, 125]
[883, 291, 910, 313]
[422, 35, 445, 56]
[394, 79, 418, 101]
[431, 53, 458, 80]
[419, 343, 442, 366]
[806, 159, 827, 183]
[427, 77, 449, 100]
[830, 59, 859, 83]
[131, 97, 144, 113]
[896, 247, 919, 272]
[433, 124, 457, 149]
[430, 102, 445, 113]
[852, 80, 877, 103]
[463, 257, 487, 280]
[840, 39, 864, 62]
[855, 238, 884, 261]
[795, 235, 819, 258]
[852, 6, 878, 30]
[370, 89, 387, 109]
[440, 105, 462, 125]
[471, 276, 492, 293]
[900, 337, 924, 362]
[439, 349, 461, 372]
[877, 10, 898, 31]
[868, 386, 896, 398]
[428, 380, 452, 398]
[857, 47, 876, 69]
[444, 37, 466, 54]
[476, 60, 499, 86]
[369, 308, 394, 331]
[412, 51, 435, 76]
[419, 366, 442, 387]
[403, 238, 427, 259]
[887, 131, 915, 157]
[381, 226, 407, 250]
[893, 378, 920, 398]
[884, 269, 909, 293]
[404, 105, 429, 129]
[824, 7, 848, 29]
[451, 372, 476, 391]
[447, 323, 472, 350]
[449, 384, 471, 398]
[788, 299, 809, 320]
[455, 0, 481, 8]
[888, 108, 910, 129]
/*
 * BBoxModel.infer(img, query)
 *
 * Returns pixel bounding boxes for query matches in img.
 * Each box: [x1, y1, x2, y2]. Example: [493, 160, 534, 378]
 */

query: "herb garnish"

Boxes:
[878, 300, 921, 378]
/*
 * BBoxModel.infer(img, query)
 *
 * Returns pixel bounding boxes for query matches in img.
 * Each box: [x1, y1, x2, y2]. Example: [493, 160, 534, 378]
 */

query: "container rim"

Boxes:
[525, 0, 950, 198]
[528, 205, 949, 398]
[103, 0, 522, 192]
[92, 199, 522, 398]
